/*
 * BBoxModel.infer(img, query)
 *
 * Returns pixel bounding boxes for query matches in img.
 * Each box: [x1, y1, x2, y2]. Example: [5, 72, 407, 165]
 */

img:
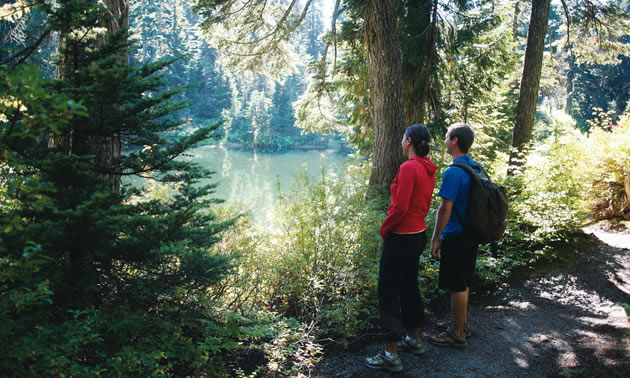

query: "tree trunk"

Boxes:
[97, 0, 127, 191]
[49, 0, 127, 191]
[401, 0, 436, 126]
[559, 0, 575, 113]
[513, 1, 521, 37]
[509, 0, 550, 172]
[566, 63, 575, 113]
[365, 0, 405, 193]
[624, 174, 630, 220]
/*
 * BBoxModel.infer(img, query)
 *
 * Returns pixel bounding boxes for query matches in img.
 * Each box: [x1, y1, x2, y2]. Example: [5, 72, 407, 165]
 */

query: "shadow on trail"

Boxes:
[312, 234, 630, 377]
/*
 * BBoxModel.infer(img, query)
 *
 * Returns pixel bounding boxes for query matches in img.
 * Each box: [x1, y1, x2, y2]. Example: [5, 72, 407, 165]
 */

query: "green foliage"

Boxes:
[481, 110, 627, 282]
[494, 112, 587, 276]
[566, 0, 630, 66]
[263, 165, 383, 338]
[191, 0, 307, 77]
[213, 164, 385, 340]
[295, 14, 372, 156]
[198, 309, 322, 377]
[581, 114, 630, 220]
[438, 0, 521, 160]
[129, 0, 232, 122]
[569, 58, 630, 131]
[113, 0, 333, 150]
[0, 2, 239, 375]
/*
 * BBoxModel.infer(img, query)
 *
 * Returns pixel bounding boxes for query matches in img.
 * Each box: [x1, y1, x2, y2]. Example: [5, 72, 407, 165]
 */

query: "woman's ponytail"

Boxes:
[405, 124, 431, 157]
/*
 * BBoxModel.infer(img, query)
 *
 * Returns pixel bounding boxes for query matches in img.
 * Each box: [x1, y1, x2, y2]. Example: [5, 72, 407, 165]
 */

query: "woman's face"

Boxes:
[401, 132, 410, 156]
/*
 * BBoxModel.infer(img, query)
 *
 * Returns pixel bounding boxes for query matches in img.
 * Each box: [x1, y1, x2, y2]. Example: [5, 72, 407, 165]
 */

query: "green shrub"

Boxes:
[212, 164, 384, 340]
[581, 114, 630, 220]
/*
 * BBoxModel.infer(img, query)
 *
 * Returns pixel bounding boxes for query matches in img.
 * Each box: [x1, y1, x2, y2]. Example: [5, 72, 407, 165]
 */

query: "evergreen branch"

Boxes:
[423, 0, 439, 74]
[206, 0, 258, 23]
[320, 0, 341, 82]
[221, 0, 299, 45]
[2, 16, 25, 45]
[217, 0, 314, 58]
[331, 0, 340, 71]
[0, 29, 50, 66]
[560, 0, 572, 62]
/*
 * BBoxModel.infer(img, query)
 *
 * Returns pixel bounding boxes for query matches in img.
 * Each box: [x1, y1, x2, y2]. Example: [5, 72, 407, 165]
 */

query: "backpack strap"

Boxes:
[450, 161, 488, 180]
[448, 161, 485, 227]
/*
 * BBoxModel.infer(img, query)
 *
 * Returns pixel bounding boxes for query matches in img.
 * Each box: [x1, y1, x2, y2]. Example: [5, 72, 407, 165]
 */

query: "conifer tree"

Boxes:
[1, 1, 234, 375]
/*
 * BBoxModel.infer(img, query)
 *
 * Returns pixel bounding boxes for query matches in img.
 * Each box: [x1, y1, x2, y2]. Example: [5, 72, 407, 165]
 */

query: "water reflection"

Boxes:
[182, 145, 348, 222]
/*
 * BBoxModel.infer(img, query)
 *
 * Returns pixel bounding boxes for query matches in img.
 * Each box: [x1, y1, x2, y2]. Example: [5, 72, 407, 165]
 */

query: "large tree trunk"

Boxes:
[96, 0, 127, 191]
[365, 0, 405, 193]
[401, 0, 437, 126]
[509, 0, 550, 172]
[49, 0, 127, 191]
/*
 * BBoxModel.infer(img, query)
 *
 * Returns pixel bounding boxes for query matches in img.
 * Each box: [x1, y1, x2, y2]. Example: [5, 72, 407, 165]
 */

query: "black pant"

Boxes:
[378, 232, 426, 342]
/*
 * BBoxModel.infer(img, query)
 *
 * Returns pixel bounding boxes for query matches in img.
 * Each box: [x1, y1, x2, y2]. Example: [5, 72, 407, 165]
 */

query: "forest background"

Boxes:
[1, 0, 630, 376]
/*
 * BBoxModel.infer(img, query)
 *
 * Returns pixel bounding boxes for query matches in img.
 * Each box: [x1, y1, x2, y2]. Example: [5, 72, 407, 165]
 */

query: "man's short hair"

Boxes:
[447, 123, 474, 154]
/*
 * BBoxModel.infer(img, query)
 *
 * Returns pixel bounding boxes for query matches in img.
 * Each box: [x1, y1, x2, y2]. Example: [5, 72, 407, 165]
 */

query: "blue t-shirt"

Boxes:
[438, 155, 479, 240]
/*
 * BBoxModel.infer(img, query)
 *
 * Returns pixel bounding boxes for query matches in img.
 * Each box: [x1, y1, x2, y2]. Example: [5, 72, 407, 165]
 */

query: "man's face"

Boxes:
[445, 130, 456, 155]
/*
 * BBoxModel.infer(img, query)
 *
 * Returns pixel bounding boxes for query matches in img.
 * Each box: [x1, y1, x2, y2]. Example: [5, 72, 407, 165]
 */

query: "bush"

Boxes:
[581, 114, 630, 220]
[213, 164, 385, 341]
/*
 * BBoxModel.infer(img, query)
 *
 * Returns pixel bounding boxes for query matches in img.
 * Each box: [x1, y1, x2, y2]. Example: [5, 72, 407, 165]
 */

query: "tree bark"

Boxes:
[365, 0, 405, 193]
[49, 0, 128, 191]
[624, 174, 630, 220]
[509, 0, 550, 172]
[559, 0, 575, 113]
[513, 1, 521, 37]
[401, 0, 436, 126]
[97, 0, 127, 191]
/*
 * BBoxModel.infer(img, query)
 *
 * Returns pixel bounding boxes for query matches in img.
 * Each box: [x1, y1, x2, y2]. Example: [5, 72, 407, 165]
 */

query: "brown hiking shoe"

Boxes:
[429, 326, 467, 349]
[435, 320, 472, 338]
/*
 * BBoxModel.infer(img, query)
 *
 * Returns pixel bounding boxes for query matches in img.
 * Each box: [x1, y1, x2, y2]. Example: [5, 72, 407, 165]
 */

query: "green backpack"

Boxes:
[450, 162, 509, 243]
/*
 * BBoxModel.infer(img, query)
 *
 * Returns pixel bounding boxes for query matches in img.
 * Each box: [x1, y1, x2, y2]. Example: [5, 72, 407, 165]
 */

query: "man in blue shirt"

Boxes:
[429, 123, 479, 348]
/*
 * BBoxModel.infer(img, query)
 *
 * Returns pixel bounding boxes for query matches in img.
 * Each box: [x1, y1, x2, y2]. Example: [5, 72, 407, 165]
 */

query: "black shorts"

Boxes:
[438, 231, 479, 292]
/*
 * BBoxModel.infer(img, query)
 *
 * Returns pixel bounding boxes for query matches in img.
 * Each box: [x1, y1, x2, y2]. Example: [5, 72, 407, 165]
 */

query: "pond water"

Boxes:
[179, 145, 350, 222]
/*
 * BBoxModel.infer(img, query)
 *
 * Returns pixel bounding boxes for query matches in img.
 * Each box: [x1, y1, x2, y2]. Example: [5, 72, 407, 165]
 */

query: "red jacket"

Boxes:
[380, 156, 437, 238]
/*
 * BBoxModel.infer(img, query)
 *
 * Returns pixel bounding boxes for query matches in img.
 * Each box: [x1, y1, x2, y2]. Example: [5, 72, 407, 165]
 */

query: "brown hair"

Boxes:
[447, 123, 474, 154]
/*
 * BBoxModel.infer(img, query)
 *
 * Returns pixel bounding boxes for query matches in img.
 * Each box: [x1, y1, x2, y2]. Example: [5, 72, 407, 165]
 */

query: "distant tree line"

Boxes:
[129, 0, 331, 149]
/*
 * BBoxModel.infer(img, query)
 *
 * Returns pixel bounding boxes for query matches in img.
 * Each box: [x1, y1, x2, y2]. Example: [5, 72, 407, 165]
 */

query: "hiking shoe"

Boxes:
[364, 350, 403, 373]
[429, 326, 467, 349]
[436, 320, 472, 338]
[397, 337, 427, 355]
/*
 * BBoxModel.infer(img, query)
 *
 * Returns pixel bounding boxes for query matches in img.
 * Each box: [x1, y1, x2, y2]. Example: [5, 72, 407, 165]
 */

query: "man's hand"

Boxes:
[430, 238, 440, 260]
[430, 198, 453, 260]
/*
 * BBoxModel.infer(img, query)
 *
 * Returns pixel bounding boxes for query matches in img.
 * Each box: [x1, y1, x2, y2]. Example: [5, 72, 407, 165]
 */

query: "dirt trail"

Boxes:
[312, 225, 630, 377]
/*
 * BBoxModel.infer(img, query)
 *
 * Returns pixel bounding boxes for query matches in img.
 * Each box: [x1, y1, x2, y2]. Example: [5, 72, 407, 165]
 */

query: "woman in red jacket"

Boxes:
[365, 124, 437, 373]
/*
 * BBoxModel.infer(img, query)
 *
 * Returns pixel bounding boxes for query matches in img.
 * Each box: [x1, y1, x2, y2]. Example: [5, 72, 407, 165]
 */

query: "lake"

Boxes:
[180, 145, 350, 222]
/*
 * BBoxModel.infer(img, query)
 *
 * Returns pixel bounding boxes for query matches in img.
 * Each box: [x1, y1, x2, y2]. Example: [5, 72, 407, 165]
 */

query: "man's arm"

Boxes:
[430, 198, 454, 259]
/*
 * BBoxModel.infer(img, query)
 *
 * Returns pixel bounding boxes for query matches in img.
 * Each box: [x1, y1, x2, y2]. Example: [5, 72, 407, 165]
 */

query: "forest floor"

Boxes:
[312, 221, 630, 377]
